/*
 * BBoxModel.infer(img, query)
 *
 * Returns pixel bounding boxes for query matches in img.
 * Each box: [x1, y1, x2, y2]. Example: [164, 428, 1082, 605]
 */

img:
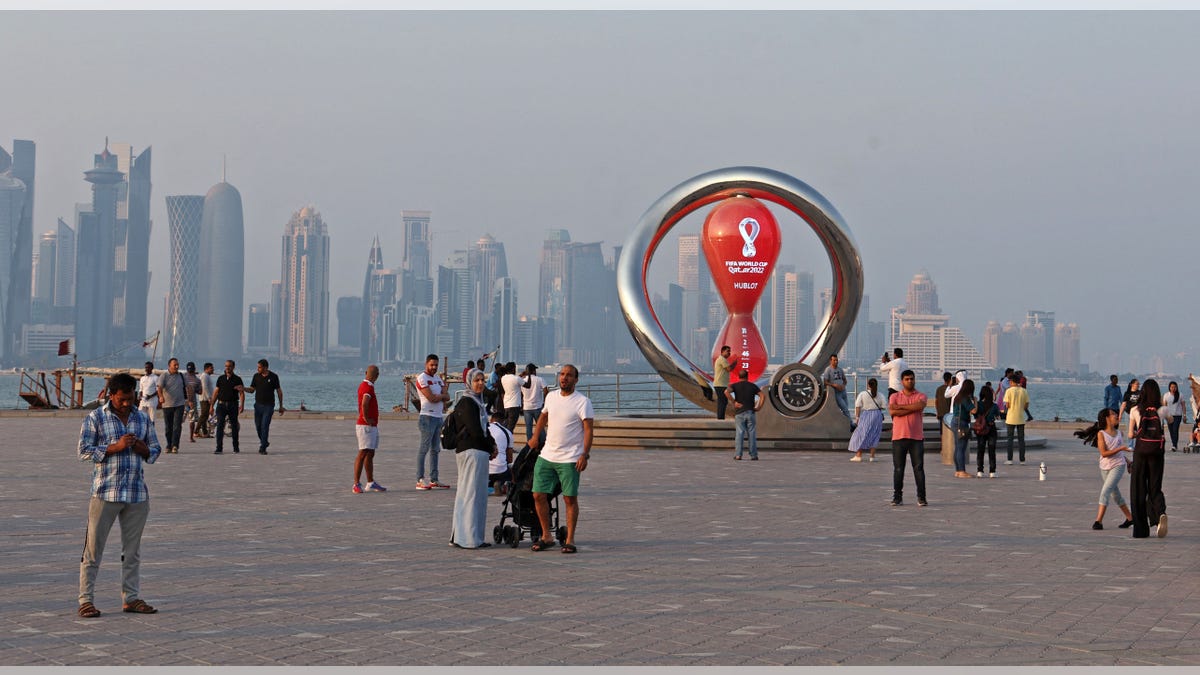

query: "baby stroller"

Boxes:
[492, 443, 566, 548]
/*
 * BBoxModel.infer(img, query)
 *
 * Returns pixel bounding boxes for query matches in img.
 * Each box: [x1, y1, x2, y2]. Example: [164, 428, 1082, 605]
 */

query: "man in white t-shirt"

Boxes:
[137, 361, 159, 425]
[500, 362, 524, 433]
[487, 411, 515, 496]
[879, 348, 908, 397]
[415, 354, 452, 490]
[528, 364, 594, 554]
[521, 363, 548, 441]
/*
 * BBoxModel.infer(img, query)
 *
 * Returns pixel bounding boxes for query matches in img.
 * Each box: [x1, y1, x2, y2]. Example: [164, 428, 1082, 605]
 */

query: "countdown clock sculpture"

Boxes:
[616, 167, 865, 444]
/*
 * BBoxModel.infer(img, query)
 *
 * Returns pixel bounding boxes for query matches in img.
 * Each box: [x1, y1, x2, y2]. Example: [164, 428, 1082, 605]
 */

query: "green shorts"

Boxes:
[532, 456, 580, 497]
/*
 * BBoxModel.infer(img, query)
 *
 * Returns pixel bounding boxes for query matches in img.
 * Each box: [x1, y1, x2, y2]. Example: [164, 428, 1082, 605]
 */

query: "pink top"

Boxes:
[889, 390, 927, 441]
[1099, 429, 1128, 471]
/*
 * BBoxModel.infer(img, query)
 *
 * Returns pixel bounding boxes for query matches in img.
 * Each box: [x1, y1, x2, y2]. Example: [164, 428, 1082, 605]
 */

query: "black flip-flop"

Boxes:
[561, 543, 577, 554]
[531, 539, 555, 552]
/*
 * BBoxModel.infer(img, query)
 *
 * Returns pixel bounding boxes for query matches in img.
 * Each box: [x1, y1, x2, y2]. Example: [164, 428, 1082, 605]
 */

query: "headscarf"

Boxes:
[463, 368, 489, 437]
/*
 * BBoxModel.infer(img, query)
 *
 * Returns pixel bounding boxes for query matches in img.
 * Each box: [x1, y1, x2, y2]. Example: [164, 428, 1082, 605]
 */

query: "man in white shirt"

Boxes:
[521, 363, 549, 441]
[415, 354, 452, 490]
[500, 362, 524, 432]
[879, 348, 908, 397]
[137, 361, 159, 425]
[197, 363, 216, 438]
[528, 364, 594, 554]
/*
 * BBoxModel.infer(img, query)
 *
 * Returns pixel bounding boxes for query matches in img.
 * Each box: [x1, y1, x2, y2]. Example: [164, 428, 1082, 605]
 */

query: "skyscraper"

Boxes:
[54, 218, 75, 319]
[111, 144, 152, 348]
[1026, 310, 1056, 371]
[538, 229, 571, 348]
[401, 210, 432, 280]
[470, 234, 508, 348]
[359, 236, 384, 359]
[31, 230, 56, 323]
[74, 141, 122, 360]
[247, 303, 270, 351]
[491, 277, 518, 361]
[0, 140, 34, 363]
[905, 270, 940, 314]
[165, 195, 204, 357]
[197, 175, 244, 359]
[279, 206, 330, 360]
[889, 271, 990, 378]
[436, 250, 475, 360]
[336, 296, 362, 349]
[1054, 323, 1080, 374]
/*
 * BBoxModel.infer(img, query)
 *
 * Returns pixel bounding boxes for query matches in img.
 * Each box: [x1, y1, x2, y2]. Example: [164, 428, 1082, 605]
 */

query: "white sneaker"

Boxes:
[976, 471, 984, 478]
[849, 456, 862, 462]
[1157, 514, 1168, 538]
[989, 473, 996, 478]
[1019, 460, 1026, 465]
[869, 456, 876, 462]
[1004, 460, 1013, 465]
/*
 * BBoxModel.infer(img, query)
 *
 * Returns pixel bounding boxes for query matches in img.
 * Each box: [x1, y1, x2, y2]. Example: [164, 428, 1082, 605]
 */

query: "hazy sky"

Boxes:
[5, 11, 1198, 367]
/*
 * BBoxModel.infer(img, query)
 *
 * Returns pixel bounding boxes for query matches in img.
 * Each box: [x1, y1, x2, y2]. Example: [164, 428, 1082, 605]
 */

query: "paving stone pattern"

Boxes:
[1, 415, 1197, 666]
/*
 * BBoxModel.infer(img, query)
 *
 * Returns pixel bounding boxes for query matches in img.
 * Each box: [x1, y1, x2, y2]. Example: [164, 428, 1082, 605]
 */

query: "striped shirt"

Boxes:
[78, 402, 161, 503]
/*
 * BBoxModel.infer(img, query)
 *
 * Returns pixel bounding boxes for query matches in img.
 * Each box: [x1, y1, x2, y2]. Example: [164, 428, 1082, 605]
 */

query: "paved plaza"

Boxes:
[1, 412, 1198, 666]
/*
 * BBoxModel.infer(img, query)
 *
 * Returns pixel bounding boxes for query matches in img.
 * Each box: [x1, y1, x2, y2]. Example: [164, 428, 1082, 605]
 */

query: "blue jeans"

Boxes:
[417, 415, 443, 483]
[162, 405, 184, 450]
[1098, 463, 1128, 507]
[253, 403, 274, 451]
[214, 401, 239, 452]
[523, 408, 542, 443]
[834, 389, 851, 424]
[953, 424, 970, 472]
[734, 411, 757, 458]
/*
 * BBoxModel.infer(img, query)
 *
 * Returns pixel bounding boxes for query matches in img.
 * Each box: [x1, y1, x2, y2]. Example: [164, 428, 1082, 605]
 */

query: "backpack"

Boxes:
[1135, 407, 1165, 445]
[972, 403, 994, 437]
[440, 407, 462, 450]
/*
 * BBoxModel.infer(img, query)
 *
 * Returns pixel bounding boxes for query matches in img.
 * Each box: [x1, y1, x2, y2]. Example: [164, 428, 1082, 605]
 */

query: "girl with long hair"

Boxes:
[1162, 381, 1185, 452]
[973, 383, 999, 477]
[1129, 379, 1168, 538]
[1073, 408, 1134, 530]
[951, 379, 976, 478]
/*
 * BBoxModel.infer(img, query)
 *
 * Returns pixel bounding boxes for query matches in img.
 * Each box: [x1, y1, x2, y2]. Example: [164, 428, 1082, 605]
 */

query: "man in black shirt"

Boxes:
[727, 369, 764, 461]
[244, 359, 285, 455]
[213, 360, 245, 455]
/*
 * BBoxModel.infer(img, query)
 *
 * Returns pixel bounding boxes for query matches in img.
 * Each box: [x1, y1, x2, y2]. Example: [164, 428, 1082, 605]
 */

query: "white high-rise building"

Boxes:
[278, 206, 330, 360]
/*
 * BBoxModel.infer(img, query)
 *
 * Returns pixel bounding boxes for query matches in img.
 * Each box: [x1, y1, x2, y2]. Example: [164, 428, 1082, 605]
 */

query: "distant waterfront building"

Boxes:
[164, 195, 205, 358]
[247, 303, 270, 352]
[31, 231, 56, 323]
[110, 143, 152, 349]
[197, 175, 244, 360]
[563, 241, 613, 370]
[278, 206, 330, 360]
[359, 236, 385, 360]
[1026, 310, 1056, 371]
[1054, 323, 1081, 374]
[889, 271, 990, 379]
[268, 281, 282, 354]
[491, 276, 518, 361]
[1020, 321, 1047, 371]
[0, 140, 34, 363]
[470, 234, 508, 349]
[337, 296, 362, 349]
[436, 250, 475, 360]
[538, 229, 571, 349]
[983, 320, 1001, 368]
[401, 210, 432, 280]
[74, 141, 123, 361]
[53, 218, 76, 320]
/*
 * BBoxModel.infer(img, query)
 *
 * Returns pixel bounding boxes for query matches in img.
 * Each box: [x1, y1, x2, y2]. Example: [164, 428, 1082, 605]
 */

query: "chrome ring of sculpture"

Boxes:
[616, 166, 864, 414]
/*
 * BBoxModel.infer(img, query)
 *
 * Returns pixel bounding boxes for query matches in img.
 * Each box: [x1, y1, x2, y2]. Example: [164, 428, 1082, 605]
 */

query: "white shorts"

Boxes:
[356, 424, 379, 450]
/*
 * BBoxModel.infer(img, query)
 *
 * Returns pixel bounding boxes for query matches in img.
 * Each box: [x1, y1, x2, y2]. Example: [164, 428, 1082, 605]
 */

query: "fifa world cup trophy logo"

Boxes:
[701, 196, 781, 383]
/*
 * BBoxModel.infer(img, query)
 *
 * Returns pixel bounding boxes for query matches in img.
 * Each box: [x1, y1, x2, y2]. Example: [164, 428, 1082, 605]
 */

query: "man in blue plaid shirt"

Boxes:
[76, 372, 161, 618]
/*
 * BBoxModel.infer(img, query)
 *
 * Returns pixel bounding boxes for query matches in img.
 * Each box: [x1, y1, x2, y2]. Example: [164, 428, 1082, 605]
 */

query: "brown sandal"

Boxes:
[122, 599, 157, 614]
[77, 602, 101, 618]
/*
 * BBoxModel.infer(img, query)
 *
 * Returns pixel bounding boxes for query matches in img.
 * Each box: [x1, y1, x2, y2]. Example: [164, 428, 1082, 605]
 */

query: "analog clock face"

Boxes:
[771, 363, 824, 417]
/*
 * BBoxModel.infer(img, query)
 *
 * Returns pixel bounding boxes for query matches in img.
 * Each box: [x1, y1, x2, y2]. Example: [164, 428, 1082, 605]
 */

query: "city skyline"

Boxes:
[4, 12, 1199, 372]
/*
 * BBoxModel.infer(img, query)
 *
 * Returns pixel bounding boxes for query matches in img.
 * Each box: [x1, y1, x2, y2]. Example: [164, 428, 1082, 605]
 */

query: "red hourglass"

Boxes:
[701, 196, 781, 383]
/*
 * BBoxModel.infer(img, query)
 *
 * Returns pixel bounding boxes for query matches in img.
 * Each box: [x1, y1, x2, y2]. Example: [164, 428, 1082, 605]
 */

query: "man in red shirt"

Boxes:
[888, 369, 928, 507]
[353, 365, 386, 494]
